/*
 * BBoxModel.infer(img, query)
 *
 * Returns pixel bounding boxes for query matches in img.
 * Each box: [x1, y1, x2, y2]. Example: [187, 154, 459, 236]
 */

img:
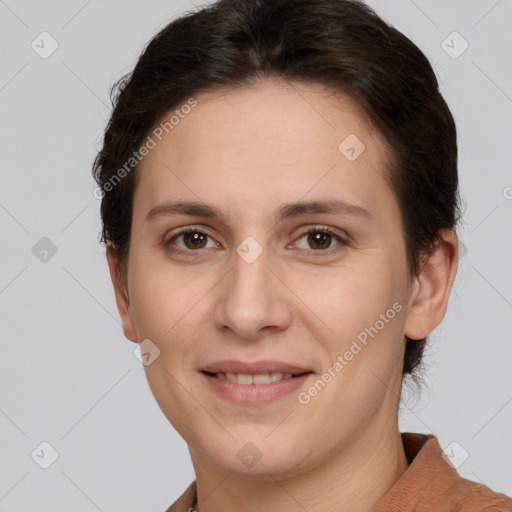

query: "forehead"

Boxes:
[134, 79, 394, 221]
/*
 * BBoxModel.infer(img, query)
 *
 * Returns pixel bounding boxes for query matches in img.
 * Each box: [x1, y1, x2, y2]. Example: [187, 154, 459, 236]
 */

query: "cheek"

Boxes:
[128, 264, 217, 376]
[299, 263, 398, 335]
[128, 269, 208, 434]
[128, 255, 196, 333]
[296, 260, 406, 384]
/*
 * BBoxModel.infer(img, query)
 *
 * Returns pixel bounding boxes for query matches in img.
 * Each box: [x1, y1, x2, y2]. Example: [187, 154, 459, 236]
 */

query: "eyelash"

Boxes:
[164, 225, 349, 257]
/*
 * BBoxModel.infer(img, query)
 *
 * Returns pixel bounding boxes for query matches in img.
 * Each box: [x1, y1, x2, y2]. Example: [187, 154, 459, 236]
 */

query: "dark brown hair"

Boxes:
[92, 0, 461, 384]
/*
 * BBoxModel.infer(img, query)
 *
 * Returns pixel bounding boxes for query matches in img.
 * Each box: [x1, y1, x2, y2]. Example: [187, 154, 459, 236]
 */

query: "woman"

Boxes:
[92, 0, 512, 510]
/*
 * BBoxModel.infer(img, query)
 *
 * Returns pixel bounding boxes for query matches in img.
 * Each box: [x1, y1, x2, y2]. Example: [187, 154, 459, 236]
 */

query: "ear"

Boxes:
[106, 244, 138, 343]
[404, 229, 459, 340]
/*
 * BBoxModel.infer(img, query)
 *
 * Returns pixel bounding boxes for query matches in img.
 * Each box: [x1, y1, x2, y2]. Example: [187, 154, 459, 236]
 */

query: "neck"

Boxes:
[190, 424, 409, 512]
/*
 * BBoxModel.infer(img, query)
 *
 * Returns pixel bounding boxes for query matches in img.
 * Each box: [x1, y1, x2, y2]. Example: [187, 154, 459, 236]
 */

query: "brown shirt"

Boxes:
[165, 432, 512, 512]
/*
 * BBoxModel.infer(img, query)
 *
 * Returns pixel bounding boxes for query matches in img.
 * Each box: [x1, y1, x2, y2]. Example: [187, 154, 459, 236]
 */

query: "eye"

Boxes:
[164, 225, 349, 256]
[292, 226, 349, 255]
[164, 227, 220, 255]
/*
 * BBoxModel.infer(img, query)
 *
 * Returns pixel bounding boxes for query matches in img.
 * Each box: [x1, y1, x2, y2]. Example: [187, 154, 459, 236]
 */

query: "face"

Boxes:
[107, 79, 457, 479]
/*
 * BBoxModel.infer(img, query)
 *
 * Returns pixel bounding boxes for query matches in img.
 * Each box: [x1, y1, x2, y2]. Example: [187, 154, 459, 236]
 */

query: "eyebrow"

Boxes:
[146, 198, 372, 224]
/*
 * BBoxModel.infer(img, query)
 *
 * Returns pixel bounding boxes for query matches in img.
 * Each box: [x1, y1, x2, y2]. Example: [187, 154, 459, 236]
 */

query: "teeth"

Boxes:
[253, 373, 273, 384]
[225, 373, 238, 383]
[237, 373, 253, 385]
[217, 372, 296, 384]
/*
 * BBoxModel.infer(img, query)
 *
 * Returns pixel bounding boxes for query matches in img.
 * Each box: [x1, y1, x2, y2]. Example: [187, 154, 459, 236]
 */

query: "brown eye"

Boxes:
[181, 231, 208, 249]
[307, 231, 333, 250]
[293, 227, 349, 254]
[165, 228, 219, 254]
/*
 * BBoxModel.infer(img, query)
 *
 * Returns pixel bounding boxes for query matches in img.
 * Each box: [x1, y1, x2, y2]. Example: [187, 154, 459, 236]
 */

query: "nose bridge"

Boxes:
[232, 243, 270, 296]
[214, 240, 290, 337]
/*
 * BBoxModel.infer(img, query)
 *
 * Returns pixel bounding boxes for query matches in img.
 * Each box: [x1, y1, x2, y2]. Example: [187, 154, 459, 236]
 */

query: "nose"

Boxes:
[213, 247, 292, 340]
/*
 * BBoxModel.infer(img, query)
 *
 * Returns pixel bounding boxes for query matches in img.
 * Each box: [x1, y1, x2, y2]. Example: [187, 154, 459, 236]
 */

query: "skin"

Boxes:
[106, 79, 458, 512]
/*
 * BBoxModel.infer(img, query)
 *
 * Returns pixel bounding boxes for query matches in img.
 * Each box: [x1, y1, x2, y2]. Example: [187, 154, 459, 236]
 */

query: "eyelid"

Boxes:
[165, 225, 216, 241]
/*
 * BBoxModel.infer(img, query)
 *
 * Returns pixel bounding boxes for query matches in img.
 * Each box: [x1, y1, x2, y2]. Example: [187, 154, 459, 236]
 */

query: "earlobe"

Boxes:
[105, 245, 139, 343]
[404, 229, 459, 341]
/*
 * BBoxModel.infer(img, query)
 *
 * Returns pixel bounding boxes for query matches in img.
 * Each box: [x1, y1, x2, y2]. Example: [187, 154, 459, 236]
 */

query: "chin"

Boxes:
[199, 433, 313, 479]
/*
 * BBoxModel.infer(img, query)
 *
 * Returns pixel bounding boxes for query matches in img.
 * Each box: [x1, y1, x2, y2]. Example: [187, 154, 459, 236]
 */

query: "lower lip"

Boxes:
[201, 372, 313, 405]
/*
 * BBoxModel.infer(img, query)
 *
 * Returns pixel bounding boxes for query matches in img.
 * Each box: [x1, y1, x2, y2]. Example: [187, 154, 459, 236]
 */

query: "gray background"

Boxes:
[0, 0, 511, 510]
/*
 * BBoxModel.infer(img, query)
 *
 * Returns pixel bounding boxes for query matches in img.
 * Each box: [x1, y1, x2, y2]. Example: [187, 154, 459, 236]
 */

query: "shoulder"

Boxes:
[372, 433, 512, 512]
[447, 477, 512, 512]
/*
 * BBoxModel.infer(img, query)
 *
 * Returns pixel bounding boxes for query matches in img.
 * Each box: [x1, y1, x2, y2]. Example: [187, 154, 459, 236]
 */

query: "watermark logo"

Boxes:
[338, 134, 366, 161]
[442, 441, 469, 469]
[31, 441, 59, 469]
[32, 237, 58, 263]
[31, 32, 59, 59]
[237, 442, 263, 468]
[133, 338, 161, 366]
[441, 31, 469, 60]
[236, 236, 264, 264]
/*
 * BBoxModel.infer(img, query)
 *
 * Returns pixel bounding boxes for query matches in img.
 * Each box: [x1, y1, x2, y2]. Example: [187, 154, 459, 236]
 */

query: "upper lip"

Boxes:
[201, 360, 313, 375]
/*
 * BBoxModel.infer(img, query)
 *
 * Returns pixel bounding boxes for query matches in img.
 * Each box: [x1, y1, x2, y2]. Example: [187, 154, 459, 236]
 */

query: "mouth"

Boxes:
[201, 370, 312, 385]
[199, 360, 314, 405]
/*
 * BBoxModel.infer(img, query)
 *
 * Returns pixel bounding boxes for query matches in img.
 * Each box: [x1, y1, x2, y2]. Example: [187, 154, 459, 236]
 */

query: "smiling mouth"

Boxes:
[202, 370, 312, 385]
